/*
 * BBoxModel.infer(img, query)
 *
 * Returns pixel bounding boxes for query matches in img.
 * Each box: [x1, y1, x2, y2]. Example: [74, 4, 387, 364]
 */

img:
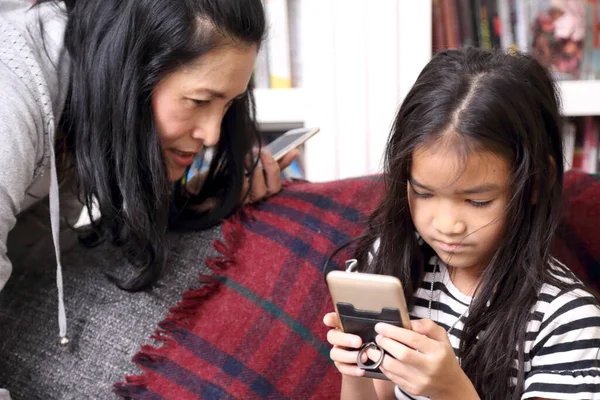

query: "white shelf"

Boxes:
[254, 88, 306, 128]
[254, 82, 599, 129]
[559, 80, 600, 117]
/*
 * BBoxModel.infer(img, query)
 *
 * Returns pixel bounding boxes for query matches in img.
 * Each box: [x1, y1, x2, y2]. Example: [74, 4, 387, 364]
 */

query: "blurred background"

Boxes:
[258, 0, 600, 182]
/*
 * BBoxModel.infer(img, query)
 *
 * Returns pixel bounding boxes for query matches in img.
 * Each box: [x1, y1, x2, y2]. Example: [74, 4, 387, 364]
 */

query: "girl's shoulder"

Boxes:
[531, 257, 599, 334]
[521, 258, 600, 399]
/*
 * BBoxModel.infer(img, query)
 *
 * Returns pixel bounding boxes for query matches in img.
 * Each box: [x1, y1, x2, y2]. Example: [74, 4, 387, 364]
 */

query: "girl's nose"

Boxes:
[432, 213, 467, 236]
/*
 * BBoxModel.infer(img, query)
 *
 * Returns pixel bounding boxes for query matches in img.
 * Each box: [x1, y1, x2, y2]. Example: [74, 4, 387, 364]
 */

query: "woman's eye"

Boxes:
[468, 200, 492, 208]
[191, 99, 209, 106]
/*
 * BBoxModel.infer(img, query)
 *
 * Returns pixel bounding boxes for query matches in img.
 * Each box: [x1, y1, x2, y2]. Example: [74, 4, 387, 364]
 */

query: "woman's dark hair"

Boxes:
[36, 0, 266, 291]
[354, 47, 582, 398]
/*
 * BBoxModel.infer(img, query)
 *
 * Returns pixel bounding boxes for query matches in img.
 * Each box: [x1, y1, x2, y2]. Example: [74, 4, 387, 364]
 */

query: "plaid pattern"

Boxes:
[114, 171, 600, 399]
[553, 170, 600, 295]
[114, 177, 384, 399]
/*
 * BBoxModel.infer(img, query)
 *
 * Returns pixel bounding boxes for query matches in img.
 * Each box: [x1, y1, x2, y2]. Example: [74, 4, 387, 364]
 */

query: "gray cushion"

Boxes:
[0, 226, 221, 400]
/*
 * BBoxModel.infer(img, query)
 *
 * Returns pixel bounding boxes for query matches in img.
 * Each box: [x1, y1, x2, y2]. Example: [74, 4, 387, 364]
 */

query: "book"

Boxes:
[498, 0, 516, 50]
[441, 0, 461, 49]
[457, 0, 476, 47]
[581, 0, 600, 80]
[470, 0, 483, 47]
[486, 0, 501, 48]
[288, 0, 303, 88]
[432, 0, 447, 52]
[515, 0, 531, 52]
[479, 0, 493, 49]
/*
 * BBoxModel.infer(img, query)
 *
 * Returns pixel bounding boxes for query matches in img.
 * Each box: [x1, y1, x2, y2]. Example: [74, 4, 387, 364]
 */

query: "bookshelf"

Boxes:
[253, 0, 600, 179]
[254, 77, 600, 128]
[254, 0, 431, 182]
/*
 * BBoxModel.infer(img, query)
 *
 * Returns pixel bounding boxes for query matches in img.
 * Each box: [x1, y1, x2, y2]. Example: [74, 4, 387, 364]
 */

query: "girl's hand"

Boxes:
[323, 312, 369, 377]
[243, 149, 299, 204]
[366, 319, 479, 400]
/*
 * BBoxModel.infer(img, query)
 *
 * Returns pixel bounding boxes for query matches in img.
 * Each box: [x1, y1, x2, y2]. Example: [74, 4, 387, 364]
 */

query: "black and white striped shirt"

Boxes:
[390, 256, 600, 400]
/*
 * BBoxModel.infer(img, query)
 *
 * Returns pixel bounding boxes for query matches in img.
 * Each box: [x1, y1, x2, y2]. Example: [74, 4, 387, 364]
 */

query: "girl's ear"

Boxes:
[532, 156, 556, 205]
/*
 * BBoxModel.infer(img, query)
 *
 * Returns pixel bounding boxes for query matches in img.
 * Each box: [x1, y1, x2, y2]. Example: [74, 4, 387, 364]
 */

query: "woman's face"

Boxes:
[152, 43, 258, 182]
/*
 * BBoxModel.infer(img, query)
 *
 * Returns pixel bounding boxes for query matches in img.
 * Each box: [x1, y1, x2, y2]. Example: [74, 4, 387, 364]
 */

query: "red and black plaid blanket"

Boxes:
[114, 171, 599, 399]
[114, 177, 384, 399]
[553, 170, 600, 294]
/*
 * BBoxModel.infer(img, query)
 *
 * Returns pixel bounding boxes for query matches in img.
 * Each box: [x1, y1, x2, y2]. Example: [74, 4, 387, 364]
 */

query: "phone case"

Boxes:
[326, 269, 410, 380]
[336, 302, 404, 380]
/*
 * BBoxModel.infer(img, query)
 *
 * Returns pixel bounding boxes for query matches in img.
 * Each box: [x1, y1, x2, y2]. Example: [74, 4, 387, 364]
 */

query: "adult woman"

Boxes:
[0, 3, 290, 392]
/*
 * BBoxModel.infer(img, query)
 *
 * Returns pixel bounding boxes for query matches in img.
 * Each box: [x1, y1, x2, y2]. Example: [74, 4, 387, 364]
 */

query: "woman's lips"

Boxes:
[169, 149, 196, 168]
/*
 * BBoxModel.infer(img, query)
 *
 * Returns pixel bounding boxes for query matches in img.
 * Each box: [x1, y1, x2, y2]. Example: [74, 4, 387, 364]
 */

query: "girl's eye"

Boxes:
[411, 188, 433, 199]
[468, 200, 492, 208]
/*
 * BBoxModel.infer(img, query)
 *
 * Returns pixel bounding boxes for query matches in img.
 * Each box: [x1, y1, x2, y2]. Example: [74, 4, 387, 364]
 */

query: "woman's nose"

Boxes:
[192, 116, 221, 147]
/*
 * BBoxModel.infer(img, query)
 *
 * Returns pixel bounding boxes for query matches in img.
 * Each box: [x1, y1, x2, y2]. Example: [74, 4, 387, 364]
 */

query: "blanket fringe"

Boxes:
[113, 209, 250, 398]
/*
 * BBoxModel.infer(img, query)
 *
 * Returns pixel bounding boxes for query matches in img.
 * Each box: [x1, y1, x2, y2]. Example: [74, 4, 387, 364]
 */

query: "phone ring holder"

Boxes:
[356, 342, 385, 370]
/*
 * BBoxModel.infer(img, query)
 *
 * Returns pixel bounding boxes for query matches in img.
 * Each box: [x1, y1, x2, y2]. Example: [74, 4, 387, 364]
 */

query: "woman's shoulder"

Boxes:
[0, 1, 69, 94]
[0, 1, 66, 32]
[0, 1, 69, 176]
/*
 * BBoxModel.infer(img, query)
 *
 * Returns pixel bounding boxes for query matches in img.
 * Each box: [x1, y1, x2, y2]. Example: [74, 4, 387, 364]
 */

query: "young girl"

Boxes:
[324, 47, 600, 400]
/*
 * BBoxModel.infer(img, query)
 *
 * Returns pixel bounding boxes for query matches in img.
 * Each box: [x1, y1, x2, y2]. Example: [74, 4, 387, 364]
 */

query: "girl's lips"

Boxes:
[437, 241, 468, 253]
[169, 149, 196, 168]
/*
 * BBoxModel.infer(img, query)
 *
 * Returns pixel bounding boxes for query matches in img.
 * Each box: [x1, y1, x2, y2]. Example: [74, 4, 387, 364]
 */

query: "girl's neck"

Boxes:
[446, 264, 484, 297]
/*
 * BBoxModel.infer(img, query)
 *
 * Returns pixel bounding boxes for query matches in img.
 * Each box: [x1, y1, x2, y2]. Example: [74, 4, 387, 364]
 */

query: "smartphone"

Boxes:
[264, 127, 320, 161]
[326, 270, 411, 380]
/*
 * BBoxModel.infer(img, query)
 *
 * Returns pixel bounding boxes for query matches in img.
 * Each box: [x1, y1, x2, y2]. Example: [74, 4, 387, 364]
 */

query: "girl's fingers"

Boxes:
[375, 322, 435, 353]
[380, 350, 419, 379]
[322, 312, 340, 328]
[407, 319, 449, 342]
[327, 328, 363, 349]
[375, 335, 422, 367]
[379, 364, 419, 396]
[365, 346, 384, 364]
[334, 362, 366, 377]
[330, 346, 364, 365]
[366, 348, 420, 390]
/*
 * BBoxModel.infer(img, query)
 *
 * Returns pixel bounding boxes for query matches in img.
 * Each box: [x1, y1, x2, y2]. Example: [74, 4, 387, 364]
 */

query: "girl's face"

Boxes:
[152, 44, 258, 182]
[408, 142, 511, 275]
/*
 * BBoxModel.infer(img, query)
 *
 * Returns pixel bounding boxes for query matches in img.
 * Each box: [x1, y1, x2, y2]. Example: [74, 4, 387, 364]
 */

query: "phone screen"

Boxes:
[264, 128, 319, 161]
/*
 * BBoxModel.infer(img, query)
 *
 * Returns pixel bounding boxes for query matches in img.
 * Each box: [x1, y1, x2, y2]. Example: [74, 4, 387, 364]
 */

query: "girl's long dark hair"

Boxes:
[36, 0, 265, 291]
[354, 47, 580, 398]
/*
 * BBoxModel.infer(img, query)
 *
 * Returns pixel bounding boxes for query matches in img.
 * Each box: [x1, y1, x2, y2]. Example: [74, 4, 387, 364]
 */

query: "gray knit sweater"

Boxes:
[0, 2, 69, 399]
